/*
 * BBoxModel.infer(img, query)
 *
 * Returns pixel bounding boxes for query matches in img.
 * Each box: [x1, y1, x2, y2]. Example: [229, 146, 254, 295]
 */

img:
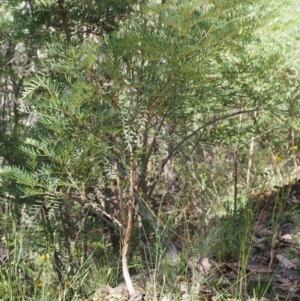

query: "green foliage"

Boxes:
[3, 0, 137, 43]
[0, 0, 300, 299]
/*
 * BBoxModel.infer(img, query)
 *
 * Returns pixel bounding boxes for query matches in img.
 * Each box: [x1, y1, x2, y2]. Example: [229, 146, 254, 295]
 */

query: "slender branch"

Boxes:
[162, 108, 262, 170]
[41, 205, 63, 282]
[70, 191, 123, 228]
[247, 135, 255, 189]
[145, 116, 166, 165]
[57, 0, 71, 43]
[188, 128, 205, 157]
[138, 115, 150, 196]
[139, 115, 166, 196]
[115, 162, 125, 224]
[233, 107, 244, 215]
[247, 110, 258, 188]
[148, 71, 179, 113]
[65, 170, 123, 228]
[233, 148, 238, 215]
[147, 108, 262, 198]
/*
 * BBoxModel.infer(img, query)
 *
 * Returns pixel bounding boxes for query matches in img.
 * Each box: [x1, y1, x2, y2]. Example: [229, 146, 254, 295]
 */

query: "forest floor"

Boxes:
[91, 178, 300, 301]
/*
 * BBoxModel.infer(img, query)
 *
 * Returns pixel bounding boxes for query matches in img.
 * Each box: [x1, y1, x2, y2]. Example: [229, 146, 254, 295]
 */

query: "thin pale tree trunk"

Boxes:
[247, 111, 258, 188]
[122, 150, 136, 297]
[247, 136, 255, 189]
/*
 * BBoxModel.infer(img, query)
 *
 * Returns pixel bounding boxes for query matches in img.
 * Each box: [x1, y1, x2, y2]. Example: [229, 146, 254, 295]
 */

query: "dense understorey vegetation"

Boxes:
[0, 0, 300, 300]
